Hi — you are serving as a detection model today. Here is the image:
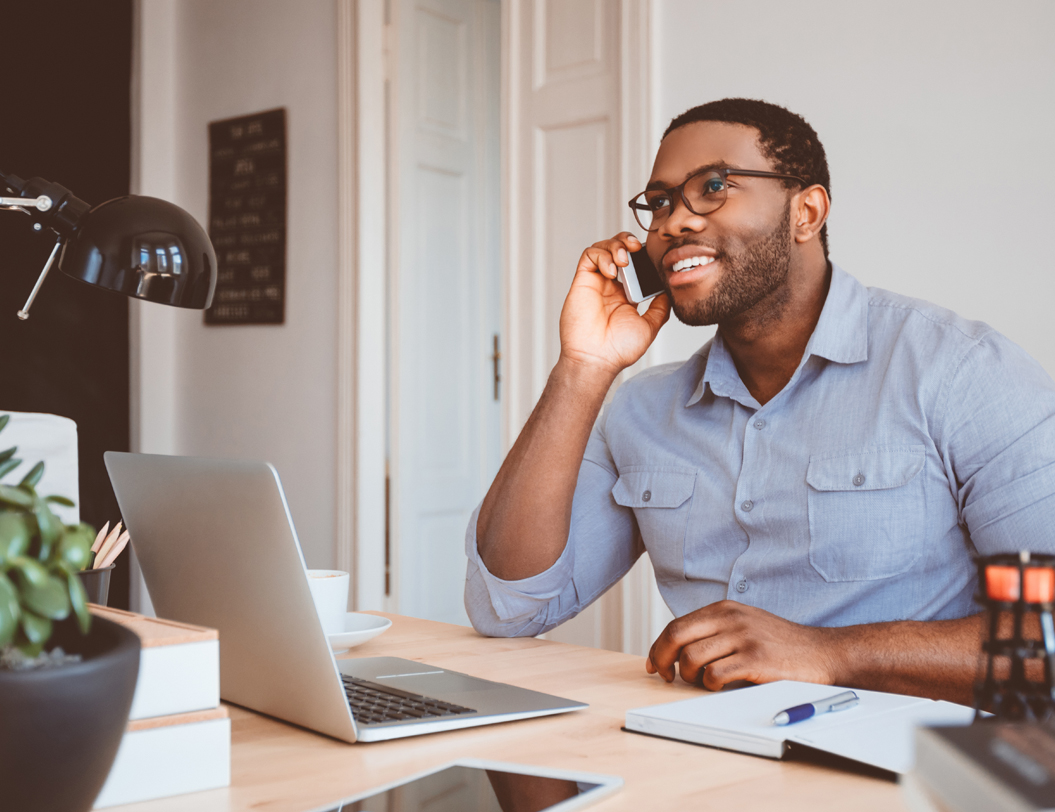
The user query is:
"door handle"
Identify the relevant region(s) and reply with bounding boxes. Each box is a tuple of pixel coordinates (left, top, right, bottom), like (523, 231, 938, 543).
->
(492, 334, 501, 401)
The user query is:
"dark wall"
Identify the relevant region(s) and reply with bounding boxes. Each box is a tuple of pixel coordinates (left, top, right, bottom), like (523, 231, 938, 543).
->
(0, 1, 134, 608)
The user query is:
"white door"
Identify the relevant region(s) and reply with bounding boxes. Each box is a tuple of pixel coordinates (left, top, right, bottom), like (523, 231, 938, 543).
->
(503, 0, 670, 653)
(392, 0, 502, 625)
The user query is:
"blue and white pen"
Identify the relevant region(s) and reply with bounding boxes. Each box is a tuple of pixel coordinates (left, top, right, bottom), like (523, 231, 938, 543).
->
(772, 690, 859, 726)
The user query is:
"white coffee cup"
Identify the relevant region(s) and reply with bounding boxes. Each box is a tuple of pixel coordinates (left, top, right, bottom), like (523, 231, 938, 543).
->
(306, 569, 350, 636)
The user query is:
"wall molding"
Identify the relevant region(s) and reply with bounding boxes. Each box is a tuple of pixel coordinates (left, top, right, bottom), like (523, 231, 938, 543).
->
(335, 0, 356, 583)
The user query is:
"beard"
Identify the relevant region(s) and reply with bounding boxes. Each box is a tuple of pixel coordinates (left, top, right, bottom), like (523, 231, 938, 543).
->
(665, 200, 793, 328)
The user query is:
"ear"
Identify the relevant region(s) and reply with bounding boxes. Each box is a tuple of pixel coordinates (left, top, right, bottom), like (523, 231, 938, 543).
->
(791, 185, 830, 245)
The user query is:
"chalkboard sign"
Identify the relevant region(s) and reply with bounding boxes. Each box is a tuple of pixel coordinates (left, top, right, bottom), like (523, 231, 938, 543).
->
(205, 108, 287, 325)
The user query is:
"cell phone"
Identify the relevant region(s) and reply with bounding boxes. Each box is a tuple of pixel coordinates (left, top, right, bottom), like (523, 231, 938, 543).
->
(616, 247, 665, 304)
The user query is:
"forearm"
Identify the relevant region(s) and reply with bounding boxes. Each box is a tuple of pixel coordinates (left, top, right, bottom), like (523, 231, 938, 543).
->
(476, 357, 616, 580)
(826, 615, 986, 705)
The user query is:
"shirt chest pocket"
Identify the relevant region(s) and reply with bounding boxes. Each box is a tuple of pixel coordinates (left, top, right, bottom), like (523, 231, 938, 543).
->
(806, 446, 927, 582)
(612, 468, 696, 583)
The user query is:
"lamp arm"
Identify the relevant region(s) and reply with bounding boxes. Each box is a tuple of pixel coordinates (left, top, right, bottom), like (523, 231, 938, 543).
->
(0, 175, 91, 236)
(1, 195, 53, 212)
(1, 172, 93, 319)
(16, 237, 63, 321)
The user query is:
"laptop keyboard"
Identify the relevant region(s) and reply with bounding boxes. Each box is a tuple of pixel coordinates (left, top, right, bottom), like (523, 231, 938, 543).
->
(341, 675, 477, 726)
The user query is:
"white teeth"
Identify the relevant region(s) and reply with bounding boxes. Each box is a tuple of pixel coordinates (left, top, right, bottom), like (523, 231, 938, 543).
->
(671, 255, 716, 273)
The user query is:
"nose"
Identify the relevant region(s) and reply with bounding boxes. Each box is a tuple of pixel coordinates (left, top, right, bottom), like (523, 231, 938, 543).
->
(657, 196, 707, 240)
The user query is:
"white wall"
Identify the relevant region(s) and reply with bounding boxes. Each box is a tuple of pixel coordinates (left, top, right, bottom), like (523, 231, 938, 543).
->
(135, 0, 341, 569)
(649, 0, 1055, 374)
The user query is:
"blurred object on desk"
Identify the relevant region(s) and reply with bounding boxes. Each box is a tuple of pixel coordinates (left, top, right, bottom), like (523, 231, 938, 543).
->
(78, 564, 114, 605)
(908, 721, 1055, 812)
(974, 551, 1055, 722)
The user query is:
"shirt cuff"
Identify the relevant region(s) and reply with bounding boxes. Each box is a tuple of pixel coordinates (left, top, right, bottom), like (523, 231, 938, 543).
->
(464, 503, 576, 622)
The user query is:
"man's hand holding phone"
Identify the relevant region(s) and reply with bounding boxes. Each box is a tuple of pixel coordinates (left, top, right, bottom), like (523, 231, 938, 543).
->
(476, 232, 669, 581)
(559, 232, 671, 380)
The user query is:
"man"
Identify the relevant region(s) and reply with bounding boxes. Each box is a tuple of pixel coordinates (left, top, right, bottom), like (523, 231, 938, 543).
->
(464, 98, 1055, 704)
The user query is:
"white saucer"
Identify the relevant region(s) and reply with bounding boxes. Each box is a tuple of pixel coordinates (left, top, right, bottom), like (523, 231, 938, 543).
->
(328, 612, 392, 653)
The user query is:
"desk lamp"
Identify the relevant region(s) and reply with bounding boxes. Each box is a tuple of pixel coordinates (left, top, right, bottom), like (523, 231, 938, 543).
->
(1, 169, 216, 317)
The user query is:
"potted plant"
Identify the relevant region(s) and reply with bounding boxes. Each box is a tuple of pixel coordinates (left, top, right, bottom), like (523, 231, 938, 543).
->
(0, 414, 141, 812)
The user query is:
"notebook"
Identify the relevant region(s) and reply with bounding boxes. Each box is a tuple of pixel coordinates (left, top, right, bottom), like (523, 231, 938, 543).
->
(625, 680, 976, 774)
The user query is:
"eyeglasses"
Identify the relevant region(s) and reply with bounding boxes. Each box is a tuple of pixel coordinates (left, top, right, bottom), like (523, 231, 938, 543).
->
(628, 167, 807, 232)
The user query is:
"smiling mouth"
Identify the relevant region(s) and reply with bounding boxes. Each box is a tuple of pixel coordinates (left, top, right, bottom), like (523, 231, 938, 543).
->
(670, 255, 716, 273)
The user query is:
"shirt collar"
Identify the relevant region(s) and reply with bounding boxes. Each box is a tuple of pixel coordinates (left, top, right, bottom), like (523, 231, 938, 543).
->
(806, 263, 869, 365)
(686, 264, 869, 408)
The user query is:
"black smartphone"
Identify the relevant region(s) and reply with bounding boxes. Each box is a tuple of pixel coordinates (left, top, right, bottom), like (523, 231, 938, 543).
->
(616, 247, 665, 304)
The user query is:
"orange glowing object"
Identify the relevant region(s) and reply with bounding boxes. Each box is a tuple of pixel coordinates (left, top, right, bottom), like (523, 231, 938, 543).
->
(1025, 568, 1055, 603)
(986, 566, 1020, 601)
(985, 565, 1055, 603)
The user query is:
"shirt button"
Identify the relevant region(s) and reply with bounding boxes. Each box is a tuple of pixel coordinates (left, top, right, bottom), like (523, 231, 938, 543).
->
(753, 419, 766, 430)
(852, 474, 865, 487)
(740, 500, 753, 512)
(736, 579, 748, 593)
(642, 490, 651, 502)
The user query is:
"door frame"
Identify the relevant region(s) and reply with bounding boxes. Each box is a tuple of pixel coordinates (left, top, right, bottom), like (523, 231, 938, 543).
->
(340, 0, 507, 614)
(337, 0, 388, 610)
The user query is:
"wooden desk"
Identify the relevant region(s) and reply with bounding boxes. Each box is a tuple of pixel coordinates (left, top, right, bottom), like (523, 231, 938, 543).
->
(116, 613, 908, 811)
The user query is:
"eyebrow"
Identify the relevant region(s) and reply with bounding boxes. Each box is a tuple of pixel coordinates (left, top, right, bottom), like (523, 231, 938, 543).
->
(645, 161, 735, 192)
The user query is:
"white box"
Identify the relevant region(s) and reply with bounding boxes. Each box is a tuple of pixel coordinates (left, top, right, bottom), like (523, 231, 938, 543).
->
(91, 606, 220, 719)
(93, 708, 231, 808)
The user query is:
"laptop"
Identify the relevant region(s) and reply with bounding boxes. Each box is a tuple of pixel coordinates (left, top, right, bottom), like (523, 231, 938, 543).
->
(103, 452, 586, 743)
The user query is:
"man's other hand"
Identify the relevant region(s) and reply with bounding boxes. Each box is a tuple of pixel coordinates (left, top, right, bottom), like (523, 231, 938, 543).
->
(559, 232, 670, 377)
(646, 601, 841, 691)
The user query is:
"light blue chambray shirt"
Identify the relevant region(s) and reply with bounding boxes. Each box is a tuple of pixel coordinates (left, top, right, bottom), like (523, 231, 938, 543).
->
(464, 266, 1055, 637)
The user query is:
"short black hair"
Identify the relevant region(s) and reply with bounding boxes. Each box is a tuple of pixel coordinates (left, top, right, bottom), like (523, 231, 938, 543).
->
(664, 98, 831, 258)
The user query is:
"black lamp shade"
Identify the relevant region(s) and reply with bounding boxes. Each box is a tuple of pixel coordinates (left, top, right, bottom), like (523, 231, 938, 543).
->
(59, 195, 216, 309)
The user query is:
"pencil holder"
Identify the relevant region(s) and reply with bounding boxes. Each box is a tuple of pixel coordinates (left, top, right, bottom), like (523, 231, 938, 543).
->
(974, 551, 1055, 721)
(77, 564, 114, 606)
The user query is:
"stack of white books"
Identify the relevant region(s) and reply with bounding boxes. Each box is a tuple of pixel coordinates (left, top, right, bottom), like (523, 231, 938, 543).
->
(91, 606, 230, 809)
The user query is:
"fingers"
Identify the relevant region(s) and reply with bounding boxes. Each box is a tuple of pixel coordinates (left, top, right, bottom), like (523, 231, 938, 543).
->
(648, 608, 723, 682)
(645, 641, 678, 678)
(576, 233, 644, 281)
(677, 635, 738, 685)
(641, 291, 672, 337)
(646, 642, 751, 691)
(606, 232, 642, 259)
(699, 657, 756, 692)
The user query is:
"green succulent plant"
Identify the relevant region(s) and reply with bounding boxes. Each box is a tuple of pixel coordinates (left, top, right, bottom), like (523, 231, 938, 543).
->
(0, 414, 95, 656)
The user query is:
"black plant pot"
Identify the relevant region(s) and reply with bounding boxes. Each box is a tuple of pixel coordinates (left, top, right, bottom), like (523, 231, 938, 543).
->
(0, 615, 141, 812)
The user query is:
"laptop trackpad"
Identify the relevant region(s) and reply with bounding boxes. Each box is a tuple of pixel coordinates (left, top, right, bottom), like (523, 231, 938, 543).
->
(373, 670, 501, 698)
(339, 657, 503, 698)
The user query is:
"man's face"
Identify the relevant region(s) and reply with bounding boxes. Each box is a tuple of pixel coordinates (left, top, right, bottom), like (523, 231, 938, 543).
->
(645, 122, 796, 327)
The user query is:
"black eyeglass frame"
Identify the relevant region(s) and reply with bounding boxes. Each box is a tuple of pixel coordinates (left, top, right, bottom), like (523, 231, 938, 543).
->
(628, 167, 808, 232)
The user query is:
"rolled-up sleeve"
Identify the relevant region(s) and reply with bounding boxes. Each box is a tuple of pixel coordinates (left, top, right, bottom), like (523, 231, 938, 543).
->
(941, 331, 1055, 554)
(464, 418, 644, 637)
